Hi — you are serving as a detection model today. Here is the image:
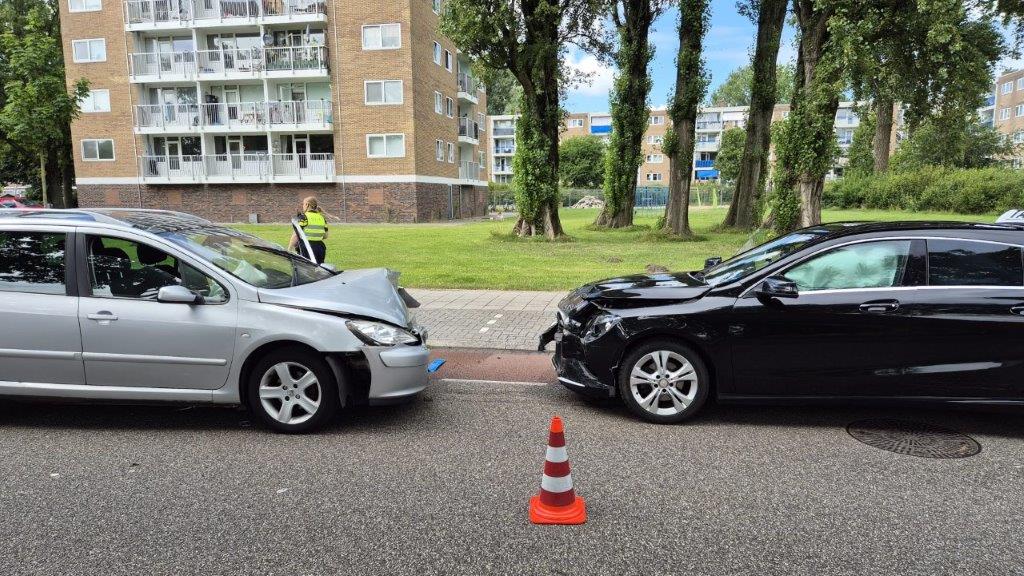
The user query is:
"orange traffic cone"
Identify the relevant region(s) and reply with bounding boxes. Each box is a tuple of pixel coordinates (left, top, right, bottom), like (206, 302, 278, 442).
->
(529, 416, 587, 525)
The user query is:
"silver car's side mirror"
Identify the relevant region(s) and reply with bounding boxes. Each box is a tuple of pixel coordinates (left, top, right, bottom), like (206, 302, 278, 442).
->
(157, 285, 203, 304)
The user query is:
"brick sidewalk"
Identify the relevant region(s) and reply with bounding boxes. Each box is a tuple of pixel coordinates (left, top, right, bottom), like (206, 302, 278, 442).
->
(408, 289, 564, 350)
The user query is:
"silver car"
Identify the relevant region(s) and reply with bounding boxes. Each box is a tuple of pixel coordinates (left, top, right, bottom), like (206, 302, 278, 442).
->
(0, 208, 431, 433)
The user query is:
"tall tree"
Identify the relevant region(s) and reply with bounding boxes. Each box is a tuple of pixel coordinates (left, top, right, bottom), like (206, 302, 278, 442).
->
(715, 126, 745, 184)
(845, 108, 876, 178)
(707, 63, 794, 107)
(442, 0, 606, 239)
(771, 0, 843, 231)
(596, 0, 661, 228)
(482, 68, 523, 115)
(662, 0, 710, 236)
(722, 0, 788, 230)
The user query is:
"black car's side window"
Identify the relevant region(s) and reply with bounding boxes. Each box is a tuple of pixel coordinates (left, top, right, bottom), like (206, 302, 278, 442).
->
(783, 240, 913, 292)
(927, 239, 1024, 287)
(0, 231, 66, 295)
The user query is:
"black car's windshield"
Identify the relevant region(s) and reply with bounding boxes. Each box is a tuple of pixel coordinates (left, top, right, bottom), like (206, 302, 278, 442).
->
(161, 227, 333, 289)
(703, 229, 832, 286)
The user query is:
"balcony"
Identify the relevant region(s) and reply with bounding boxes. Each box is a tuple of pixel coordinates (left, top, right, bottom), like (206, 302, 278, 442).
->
(458, 117, 480, 145)
(492, 126, 515, 136)
(492, 162, 512, 174)
(457, 73, 479, 104)
(134, 100, 331, 133)
(459, 161, 481, 181)
(696, 121, 722, 131)
(124, 0, 326, 30)
(131, 46, 327, 82)
(695, 140, 719, 152)
(493, 145, 515, 155)
(695, 159, 714, 168)
(139, 153, 334, 183)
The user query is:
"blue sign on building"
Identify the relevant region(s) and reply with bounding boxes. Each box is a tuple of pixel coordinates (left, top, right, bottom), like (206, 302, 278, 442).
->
(590, 125, 612, 134)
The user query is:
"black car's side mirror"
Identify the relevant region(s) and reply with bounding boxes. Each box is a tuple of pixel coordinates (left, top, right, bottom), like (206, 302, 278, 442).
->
(703, 256, 723, 269)
(756, 276, 799, 299)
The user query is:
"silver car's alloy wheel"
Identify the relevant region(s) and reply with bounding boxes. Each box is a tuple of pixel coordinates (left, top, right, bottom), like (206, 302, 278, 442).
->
(628, 350, 699, 417)
(258, 362, 322, 426)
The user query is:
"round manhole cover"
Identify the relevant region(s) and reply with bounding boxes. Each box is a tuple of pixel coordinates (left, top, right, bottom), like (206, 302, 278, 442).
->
(846, 419, 981, 459)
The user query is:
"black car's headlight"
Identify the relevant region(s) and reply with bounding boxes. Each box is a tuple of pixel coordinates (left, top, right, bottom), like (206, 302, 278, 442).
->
(346, 320, 419, 346)
(585, 313, 620, 340)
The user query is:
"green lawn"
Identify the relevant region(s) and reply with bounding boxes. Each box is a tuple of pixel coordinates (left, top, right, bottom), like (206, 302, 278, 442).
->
(233, 208, 997, 291)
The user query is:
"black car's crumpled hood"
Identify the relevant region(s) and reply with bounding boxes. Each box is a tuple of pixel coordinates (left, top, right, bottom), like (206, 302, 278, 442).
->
(575, 271, 711, 303)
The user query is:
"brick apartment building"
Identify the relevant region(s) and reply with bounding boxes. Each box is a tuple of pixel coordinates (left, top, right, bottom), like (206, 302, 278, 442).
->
(59, 0, 489, 222)
(489, 102, 889, 188)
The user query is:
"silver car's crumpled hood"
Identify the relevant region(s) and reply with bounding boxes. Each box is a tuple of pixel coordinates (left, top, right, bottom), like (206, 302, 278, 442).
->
(257, 267, 410, 327)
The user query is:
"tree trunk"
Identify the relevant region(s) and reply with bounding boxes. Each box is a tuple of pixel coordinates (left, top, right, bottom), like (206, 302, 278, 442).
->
(39, 153, 48, 208)
(724, 0, 787, 230)
(798, 176, 823, 226)
(872, 97, 894, 173)
(663, 0, 709, 236)
(597, 0, 655, 228)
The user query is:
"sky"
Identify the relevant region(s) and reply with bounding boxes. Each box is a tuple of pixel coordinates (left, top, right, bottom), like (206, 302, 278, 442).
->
(562, 0, 1020, 114)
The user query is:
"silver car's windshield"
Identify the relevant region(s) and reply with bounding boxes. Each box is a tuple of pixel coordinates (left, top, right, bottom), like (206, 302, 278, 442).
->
(703, 230, 829, 286)
(161, 227, 332, 289)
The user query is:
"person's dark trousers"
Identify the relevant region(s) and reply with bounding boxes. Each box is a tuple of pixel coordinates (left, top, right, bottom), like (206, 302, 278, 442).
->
(309, 241, 327, 264)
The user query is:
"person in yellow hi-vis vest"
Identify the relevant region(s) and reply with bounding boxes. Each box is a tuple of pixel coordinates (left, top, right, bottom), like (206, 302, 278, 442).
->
(289, 196, 328, 263)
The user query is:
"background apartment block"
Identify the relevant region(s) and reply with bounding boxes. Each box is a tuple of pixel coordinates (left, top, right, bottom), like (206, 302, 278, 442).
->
(60, 0, 488, 222)
(993, 69, 1024, 158)
(488, 102, 870, 189)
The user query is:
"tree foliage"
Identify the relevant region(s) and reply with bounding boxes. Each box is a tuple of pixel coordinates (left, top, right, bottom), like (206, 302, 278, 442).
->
(597, 0, 662, 228)
(441, 0, 607, 238)
(890, 116, 1013, 171)
(845, 108, 876, 178)
(707, 64, 794, 107)
(481, 67, 522, 115)
(559, 136, 607, 188)
(715, 127, 745, 183)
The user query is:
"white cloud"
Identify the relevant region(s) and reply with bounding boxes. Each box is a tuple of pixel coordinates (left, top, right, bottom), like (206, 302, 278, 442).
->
(563, 51, 616, 97)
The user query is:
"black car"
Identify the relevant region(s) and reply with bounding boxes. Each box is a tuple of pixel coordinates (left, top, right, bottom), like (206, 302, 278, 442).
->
(540, 221, 1024, 423)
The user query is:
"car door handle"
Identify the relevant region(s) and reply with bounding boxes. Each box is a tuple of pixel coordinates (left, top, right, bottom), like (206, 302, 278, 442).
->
(87, 312, 118, 322)
(1011, 304, 1024, 316)
(859, 300, 900, 314)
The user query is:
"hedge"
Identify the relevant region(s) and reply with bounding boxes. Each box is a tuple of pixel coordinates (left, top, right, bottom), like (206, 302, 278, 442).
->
(823, 167, 1024, 214)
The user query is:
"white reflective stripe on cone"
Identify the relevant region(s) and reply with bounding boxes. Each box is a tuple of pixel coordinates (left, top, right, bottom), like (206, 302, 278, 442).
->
(545, 446, 568, 463)
(541, 473, 573, 493)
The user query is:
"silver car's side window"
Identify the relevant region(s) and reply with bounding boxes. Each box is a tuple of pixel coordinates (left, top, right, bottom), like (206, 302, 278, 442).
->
(783, 240, 913, 292)
(86, 235, 227, 303)
(0, 231, 66, 295)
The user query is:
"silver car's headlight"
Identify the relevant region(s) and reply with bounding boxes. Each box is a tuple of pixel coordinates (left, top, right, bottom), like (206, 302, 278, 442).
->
(346, 320, 419, 346)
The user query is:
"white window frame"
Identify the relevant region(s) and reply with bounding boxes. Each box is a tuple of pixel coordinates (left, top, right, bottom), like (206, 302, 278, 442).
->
(366, 133, 405, 158)
(568, 118, 584, 128)
(433, 42, 442, 65)
(447, 142, 455, 163)
(361, 24, 401, 50)
(1016, 104, 1024, 118)
(645, 154, 664, 164)
(363, 80, 404, 105)
(1000, 107, 1011, 121)
(1017, 78, 1024, 91)
(69, 0, 102, 12)
(434, 91, 443, 114)
(81, 139, 115, 161)
(1003, 81, 1014, 95)
(71, 38, 106, 63)
(432, 0, 441, 14)
(444, 50, 452, 72)
(436, 139, 444, 161)
(649, 115, 664, 125)
(445, 97, 454, 118)
(645, 173, 662, 182)
(80, 89, 110, 113)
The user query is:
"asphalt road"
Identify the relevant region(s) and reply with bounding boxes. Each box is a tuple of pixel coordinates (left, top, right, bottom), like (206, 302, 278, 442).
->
(2, 353, 1024, 576)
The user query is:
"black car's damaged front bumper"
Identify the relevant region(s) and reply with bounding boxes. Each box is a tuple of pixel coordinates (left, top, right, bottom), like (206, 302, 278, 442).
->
(539, 320, 618, 398)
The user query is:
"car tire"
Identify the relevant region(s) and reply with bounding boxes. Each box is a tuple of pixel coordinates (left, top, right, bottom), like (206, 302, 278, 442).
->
(617, 339, 710, 424)
(246, 347, 339, 433)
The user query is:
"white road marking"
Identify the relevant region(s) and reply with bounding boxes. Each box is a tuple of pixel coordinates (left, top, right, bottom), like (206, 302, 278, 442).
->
(494, 314, 503, 318)
(486, 320, 497, 325)
(479, 327, 489, 333)
(440, 378, 550, 387)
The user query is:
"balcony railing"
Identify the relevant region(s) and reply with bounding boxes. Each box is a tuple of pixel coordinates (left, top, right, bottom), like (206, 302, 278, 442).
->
(128, 51, 197, 78)
(196, 47, 265, 75)
(125, 0, 326, 25)
(458, 117, 480, 140)
(139, 153, 334, 182)
(492, 126, 515, 136)
(135, 100, 331, 130)
(695, 141, 718, 152)
(264, 45, 328, 73)
(696, 121, 722, 130)
(459, 161, 481, 180)
(494, 146, 515, 155)
(695, 159, 714, 168)
(131, 47, 327, 79)
(457, 73, 479, 94)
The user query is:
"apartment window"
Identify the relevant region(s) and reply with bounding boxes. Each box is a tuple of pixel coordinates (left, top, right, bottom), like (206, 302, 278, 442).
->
(361, 24, 401, 50)
(649, 115, 664, 125)
(1014, 131, 1024, 144)
(366, 134, 405, 158)
(645, 154, 664, 164)
(447, 142, 455, 163)
(1016, 104, 1024, 118)
(444, 50, 452, 72)
(434, 91, 443, 114)
(81, 139, 114, 161)
(80, 89, 110, 113)
(364, 80, 403, 105)
(69, 0, 101, 12)
(568, 118, 584, 128)
(445, 97, 454, 118)
(432, 0, 441, 14)
(1000, 107, 1011, 121)
(433, 42, 442, 65)
(1018, 78, 1024, 91)
(647, 135, 663, 144)
(71, 39, 106, 63)
(645, 173, 663, 182)
(1003, 81, 1014, 95)
(436, 139, 444, 161)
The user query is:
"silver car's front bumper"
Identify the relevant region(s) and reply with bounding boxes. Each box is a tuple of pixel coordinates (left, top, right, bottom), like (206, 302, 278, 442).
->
(363, 344, 430, 405)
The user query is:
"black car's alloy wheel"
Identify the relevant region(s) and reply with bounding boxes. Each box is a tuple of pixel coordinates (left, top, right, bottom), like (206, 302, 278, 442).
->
(617, 339, 709, 424)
